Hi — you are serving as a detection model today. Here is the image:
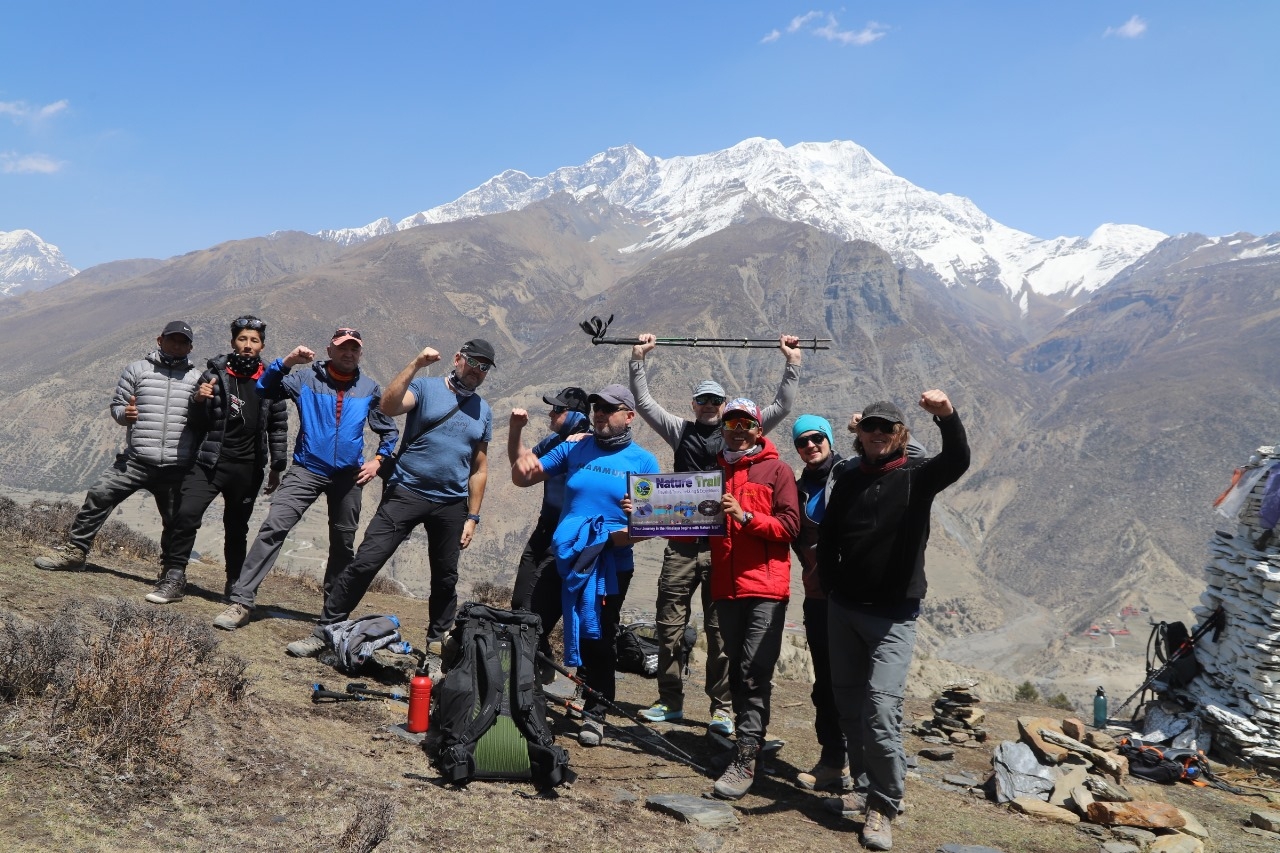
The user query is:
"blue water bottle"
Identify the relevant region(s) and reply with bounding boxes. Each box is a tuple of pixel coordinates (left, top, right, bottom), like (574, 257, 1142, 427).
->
(1093, 686, 1107, 728)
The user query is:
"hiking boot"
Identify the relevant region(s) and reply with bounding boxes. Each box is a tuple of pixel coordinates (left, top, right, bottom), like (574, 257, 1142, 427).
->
(713, 739, 759, 800)
(708, 708, 735, 736)
(579, 719, 604, 747)
(286, 635, 327, 658)
(213, 603, 253, 631)
(145, 573, 186, 604)
(426, 639, 444, 656)
(641, 702, 683, 722)
(797, 761, 853, 791)
(822, 790, 868, 817)
(861, 803, 894, 851)
(34, 544, 87, 571)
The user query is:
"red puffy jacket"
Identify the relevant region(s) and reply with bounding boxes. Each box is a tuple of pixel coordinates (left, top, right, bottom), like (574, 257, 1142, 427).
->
(709, 436, 801, 602)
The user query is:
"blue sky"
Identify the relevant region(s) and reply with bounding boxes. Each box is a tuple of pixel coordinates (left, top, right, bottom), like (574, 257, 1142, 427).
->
(2, 2, 1276, 269)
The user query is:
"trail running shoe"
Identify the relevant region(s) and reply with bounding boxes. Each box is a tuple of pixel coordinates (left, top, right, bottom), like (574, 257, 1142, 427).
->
(641, 702, 684, 722)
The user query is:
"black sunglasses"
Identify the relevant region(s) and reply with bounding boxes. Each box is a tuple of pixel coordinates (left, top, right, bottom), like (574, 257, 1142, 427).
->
(592, 403, 627, 415)
(550, 405, 567, 415)
(462, 354, 493, 373)
(694, 394, 726, 406)
(794, 433, 826, 449)
(858, 418, 898, 434)
(232, 317, 266, 333)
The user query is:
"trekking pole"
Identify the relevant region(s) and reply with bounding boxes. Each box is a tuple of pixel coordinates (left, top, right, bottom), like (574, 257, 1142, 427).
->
(346, 682, 409, 702)
(1113, 607, 1226, 720)
(536, 652, 709, 775)
(578, 315, 830, 351)
(541, 692, 702, 774)
(312, 683, 370, 703)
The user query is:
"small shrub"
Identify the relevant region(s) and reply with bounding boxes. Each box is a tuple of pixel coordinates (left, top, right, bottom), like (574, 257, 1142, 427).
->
(469, 580, 513, 609)
(1014, 681, 1040, 702)
(1046, 692, 1075, 711)
(4, 600, 248, 783)
(332, 796, 395, 853)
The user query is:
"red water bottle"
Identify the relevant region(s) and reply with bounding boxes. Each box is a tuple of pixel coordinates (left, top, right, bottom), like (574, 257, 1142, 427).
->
(407, 673, 432, 733)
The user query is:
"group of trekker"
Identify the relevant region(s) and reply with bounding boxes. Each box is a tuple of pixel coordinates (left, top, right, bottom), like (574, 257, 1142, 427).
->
(35, 315, 970, 852)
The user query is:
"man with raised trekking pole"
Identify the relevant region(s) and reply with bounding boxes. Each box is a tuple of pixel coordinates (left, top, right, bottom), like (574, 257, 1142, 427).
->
(629, 331, 803, 737)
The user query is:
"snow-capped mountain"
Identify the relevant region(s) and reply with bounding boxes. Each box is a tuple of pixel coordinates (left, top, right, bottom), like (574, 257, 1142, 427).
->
(319, 138, 1166, 298)
(0, 229, 78, 296)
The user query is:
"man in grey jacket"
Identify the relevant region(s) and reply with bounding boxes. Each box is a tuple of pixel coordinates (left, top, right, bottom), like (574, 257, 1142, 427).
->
(35, 320, 202, 571)
(629, 332, 802, 735)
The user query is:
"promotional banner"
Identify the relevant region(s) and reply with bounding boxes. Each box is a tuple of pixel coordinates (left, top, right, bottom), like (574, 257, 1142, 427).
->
(628, 471, 726, 537)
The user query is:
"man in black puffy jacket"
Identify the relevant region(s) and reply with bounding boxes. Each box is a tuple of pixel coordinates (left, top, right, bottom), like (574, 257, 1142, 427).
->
(147, 315, 289, 604)
(35, 320, 202, 572)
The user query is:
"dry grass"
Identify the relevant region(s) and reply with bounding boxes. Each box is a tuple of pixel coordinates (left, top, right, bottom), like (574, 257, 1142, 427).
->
(1, 599, 247, 794)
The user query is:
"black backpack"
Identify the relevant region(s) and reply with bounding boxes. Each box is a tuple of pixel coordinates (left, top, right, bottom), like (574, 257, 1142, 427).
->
(616, 622, 697, 678)
(1117, 737, 1211, 785)
(432, 603, 574, 788)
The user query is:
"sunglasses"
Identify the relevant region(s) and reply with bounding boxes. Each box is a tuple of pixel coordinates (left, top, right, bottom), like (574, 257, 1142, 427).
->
(592, 403, 627, 415)
(858, 418, 898, 434)
(550, 406, 568, 415)
(694, 394, 726, 406)
(462, 354, 493, 372)
(794, 433, 826, 449)
(721, 416, 760, 432)
(231, 317, 266, 332)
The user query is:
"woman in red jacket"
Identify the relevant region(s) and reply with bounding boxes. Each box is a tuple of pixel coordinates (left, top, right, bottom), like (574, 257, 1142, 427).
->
(709, 398, 800, 800)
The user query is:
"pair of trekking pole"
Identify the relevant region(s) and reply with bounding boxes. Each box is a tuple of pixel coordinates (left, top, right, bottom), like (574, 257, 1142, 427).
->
(310, 682, 408, 704)
(536, 652, 709, 776)
(578, 314, 831, 351)
(1112, 606, 1226, 720)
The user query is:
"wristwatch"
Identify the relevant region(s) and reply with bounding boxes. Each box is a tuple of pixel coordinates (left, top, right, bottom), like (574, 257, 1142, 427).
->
(467, 513, 481, 525)
(740, 512, 754, 526)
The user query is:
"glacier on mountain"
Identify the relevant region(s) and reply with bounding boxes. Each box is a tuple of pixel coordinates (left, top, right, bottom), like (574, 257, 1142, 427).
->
(319, 138, 1166, 297)
(0, 229, 79, 296)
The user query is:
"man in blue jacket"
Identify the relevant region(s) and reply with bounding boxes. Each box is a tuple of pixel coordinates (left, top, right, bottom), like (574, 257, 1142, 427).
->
(213, 327, 398, 631)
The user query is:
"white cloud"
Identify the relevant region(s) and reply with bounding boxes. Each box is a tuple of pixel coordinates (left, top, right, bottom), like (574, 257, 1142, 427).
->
(788, 12, 823, 33)
(814, 17, 887, 46)
(763, 11, 886, 47)
(1104, 15, 1147, 38)
(0, 98, 70, 124)
(1, 152, 64, 174)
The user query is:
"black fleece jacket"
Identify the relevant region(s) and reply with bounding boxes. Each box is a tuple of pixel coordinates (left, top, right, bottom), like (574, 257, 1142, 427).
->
(817, 412, 969, 605)
(190, 355, 289, 472)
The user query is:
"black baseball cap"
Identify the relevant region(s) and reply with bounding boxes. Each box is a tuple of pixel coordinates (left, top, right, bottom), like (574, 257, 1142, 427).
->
(543, 386, 589, 414)
(460, 338, 497, 367)
(860, 401, 905, 425)
(161, 320, 193, 341)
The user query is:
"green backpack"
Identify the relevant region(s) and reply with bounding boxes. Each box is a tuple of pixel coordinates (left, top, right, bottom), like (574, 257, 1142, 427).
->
(432, 603, 574, 788)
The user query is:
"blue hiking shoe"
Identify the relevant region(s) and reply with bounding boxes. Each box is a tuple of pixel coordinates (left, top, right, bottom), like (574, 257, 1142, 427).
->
(641, 702, 683, 722)
(709, 709, 735, 736)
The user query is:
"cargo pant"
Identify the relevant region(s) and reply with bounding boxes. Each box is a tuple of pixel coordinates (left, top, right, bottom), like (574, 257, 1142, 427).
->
(68, 454, 188, 558)
(828, 594, 917, 816)
(229, 466, 363, 607)
(653, 538, 731, 714)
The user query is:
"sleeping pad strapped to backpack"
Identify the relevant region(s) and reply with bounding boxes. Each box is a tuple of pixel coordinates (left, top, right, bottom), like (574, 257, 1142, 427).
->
(432, 603, 574, 787)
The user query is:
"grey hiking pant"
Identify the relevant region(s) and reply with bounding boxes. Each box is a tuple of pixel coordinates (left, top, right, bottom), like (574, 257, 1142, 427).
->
(716, 597, 787, 746)
(654, 539, 731, 714)
(68, 455, 189, 558)
(828, 594, 918, 816)
(229, 466, 363, 607)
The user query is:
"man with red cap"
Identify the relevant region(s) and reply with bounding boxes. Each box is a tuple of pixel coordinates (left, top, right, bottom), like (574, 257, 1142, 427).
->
(707, 398, 800, 800)
(213, 326, 398, 630)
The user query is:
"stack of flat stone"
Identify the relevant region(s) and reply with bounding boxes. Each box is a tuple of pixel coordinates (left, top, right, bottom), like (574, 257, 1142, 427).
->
(1188, 444, 1280, 768)
(912, 680, 988, 745)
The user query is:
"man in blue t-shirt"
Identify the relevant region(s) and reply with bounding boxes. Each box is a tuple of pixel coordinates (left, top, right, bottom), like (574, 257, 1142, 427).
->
(512, 383, 659, 748)
(287, 339, 495, 659)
